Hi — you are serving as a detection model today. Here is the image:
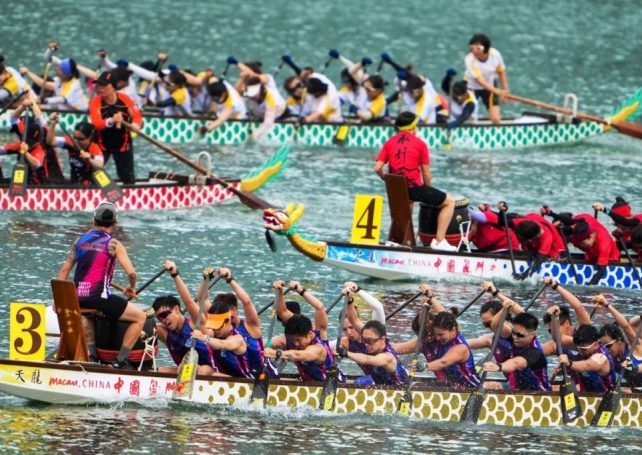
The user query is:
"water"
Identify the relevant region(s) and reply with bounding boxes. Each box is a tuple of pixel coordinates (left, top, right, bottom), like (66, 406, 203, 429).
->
(1, 0, 642, 453)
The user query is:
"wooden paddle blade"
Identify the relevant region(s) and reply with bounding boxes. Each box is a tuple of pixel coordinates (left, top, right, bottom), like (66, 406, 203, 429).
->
(9, 161, 28, 197)
(459, 389, 485, 423)
(249, 369, 270, 406)
(92, 169, 124, 203)
(591, 388, 621, 427)
(613, 121, 642, 140)
(319, 368, 340, 411)
(397, 389, 413, 416)
(560, 380, 582, 424)
(173, 348, 198, 399)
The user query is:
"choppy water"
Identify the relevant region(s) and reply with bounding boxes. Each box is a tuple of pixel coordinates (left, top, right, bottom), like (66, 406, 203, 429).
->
(1, 0, 642, 453)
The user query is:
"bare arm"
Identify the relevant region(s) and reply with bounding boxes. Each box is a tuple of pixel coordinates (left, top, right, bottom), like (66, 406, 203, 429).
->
(112, 238, 137, 291)
(420, 163, 431, 186)
(392, 338, 417, 355)
(197, 332, 246, 355)
(553, 280, 591, 326)
(374, 160, 386, 180)
(273, 280, 291, 324)
(219, 267, 261, 339)
(290, 281, 328, 338)
(596, 295, 637, 342)
(206, 104, 233, 131)
(427, 344, 469, 371)
(347, 351, 396, 372)
(57, 240, 78, 280)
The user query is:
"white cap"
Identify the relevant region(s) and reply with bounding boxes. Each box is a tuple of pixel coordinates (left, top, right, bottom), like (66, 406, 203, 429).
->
(244, 83, 262, 97)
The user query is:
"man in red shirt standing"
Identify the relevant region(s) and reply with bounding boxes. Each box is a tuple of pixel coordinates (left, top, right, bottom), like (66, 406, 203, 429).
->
(374, 112, 457, 251)
(89, 70, 142, 184)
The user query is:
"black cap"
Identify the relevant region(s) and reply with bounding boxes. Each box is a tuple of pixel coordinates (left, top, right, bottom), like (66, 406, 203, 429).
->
(95, 71, 117, 88)
(93, 202, 119, 223)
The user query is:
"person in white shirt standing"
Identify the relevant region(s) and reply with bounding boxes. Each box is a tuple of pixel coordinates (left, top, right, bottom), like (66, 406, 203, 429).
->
(464, 33, 510, 124)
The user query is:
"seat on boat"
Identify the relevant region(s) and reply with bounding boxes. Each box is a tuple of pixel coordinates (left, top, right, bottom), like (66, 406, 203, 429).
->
(50, 279, 95, 362)
(384, 174, 416, 246)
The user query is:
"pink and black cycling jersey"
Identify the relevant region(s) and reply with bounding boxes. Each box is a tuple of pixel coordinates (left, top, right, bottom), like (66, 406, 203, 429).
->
(167, 319, 214, 368)
(423, 333, 480, 389)
(73, 230, 116, 302)
(212, 327, 253, 378)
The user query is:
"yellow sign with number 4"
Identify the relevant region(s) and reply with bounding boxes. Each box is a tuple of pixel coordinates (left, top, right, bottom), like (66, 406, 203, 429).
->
(10, 302, 46, 361)
(351, 195, 383, 245)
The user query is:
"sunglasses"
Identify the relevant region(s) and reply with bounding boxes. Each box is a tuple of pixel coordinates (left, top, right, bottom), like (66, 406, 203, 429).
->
(511, 329, 533, 339)
(577, 341, 598, 351)
(362, 336, 383, 345)
(155, 310, 172, 321)
(602, 339, 617, 349)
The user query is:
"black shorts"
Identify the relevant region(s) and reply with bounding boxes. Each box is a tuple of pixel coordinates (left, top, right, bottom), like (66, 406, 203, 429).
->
(408, 185, 447, 207)
(474, 89, 501, 110)
(80, 294, 128, 320)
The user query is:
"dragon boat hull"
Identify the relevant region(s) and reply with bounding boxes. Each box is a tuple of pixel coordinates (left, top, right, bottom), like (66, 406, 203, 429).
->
(0, 359, 640, 428)
(323, 241, 642, 290)
(0, 105, 634, 150)
(0, 144, 289, 211)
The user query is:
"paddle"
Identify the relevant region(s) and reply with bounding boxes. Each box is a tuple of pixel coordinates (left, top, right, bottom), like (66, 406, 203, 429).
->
(504, 92, 642, 140)
(111, 267, 168, 300)
(558, 226, 582, 285)
(9, 113, 30, 197)
(460, 307, 509, 423)
(552, 312, 582, 424)
(174, 274, 213, 399)
(122, 121, 273, 210)
(498, 204, 518, 278)
(319, 294, 349, 411)
(249, 288, 280, 405)
(591, 314, 642, 426)
(57, 122, 123, 203)
(522, 283, 548, 313)
(385, 291, 423, 321)
(398, 302, 429, 415)
(0, 93, 24, 118)
(256, 289, 291, 316)
(325, 292, 344, 313)
(615, 232, 642, 289)
(38, 45, 56, 104)
(456, 289, 486, 319)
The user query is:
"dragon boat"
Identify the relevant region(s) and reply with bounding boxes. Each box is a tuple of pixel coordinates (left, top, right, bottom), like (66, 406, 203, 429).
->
(0, 89, 639, 149)
(0, 359, 640, 428)
(0, 145, 289, 211)
(262, 197, 642, 291)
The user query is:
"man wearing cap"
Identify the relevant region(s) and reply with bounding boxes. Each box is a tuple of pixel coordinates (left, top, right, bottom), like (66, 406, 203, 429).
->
(374, 111, 458, 252)
(192, 300, 252, 378)
(57, 202, 147, 368)
(89, 70, 142, 184)
(243, 76, 287, 141)
(21, 44, 88, 111)
(151, 260, 216, 375)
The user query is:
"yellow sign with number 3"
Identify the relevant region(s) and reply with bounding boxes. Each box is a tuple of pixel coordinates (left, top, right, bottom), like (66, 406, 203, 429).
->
(10, 302, 46, 361)
(351, 195, 383, 245)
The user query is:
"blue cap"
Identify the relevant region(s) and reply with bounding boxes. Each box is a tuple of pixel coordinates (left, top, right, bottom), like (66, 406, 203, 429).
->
(59, 58, 73, 77)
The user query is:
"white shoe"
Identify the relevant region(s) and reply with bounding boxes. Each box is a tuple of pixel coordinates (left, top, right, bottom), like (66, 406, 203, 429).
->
(430, 238, 459, 252)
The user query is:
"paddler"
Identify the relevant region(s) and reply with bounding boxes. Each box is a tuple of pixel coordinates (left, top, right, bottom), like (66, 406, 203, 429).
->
(57, 202, 147, 369)
(151, 260, 216, 375)
(374, 111, 458, 252)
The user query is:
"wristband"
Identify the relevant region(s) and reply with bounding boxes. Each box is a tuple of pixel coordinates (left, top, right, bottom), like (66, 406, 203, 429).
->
(170, 271, 179, 278)
(226, 276, 234, 284)
(275, 349, 283, 359)
(551, 283, 558, 290)
(491, 289, 500, 297)
(299, 288, 306, 296)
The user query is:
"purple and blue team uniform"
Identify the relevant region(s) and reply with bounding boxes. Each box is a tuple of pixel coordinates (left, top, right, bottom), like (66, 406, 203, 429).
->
(286, 332, 345, 382)
(74, 230, 116, 301)
(571, 344, 616, 392)
(166, 320, 214, 368)
(423, 333, 480, 389)
(361, 343, 409, 386)
(508, 337, 551, 391)
(212, 327, 253, 378)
